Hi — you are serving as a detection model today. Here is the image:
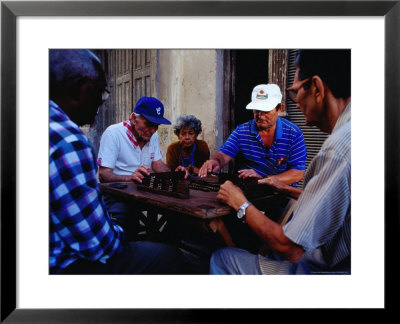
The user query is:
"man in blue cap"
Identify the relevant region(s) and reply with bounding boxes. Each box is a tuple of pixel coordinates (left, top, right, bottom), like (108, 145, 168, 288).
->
(98, 97, 188, 240)
(98, 97, 174, 183)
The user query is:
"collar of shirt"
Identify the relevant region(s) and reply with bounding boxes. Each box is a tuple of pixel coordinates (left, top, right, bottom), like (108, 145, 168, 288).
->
(123, 120, 150, 148)
(332, 103, 351, 134)
(123, 120, 139, 147)
(250, 117, 283, 140)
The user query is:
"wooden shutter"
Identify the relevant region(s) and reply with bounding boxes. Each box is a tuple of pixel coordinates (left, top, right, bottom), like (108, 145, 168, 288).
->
(133, 50, 153, 105)
(104, 49, 155, 125)
(100, 50, 115, 128)
(88, 49, 156, 155)
(285, 50, 329, 177)
(115, 50, 133, 123)
(269, 49, 288, 110)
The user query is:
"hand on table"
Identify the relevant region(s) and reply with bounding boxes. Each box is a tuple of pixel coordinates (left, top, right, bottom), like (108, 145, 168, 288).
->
(175, 165, 190, 179)
(129, 165, 151, 183)
(198, 159, 221, 178)
(238, 169, 262, 179)
(217, 180, 248, 211)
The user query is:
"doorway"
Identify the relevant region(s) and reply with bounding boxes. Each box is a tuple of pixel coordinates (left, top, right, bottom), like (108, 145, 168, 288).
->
(221, 49, 270, 173)
(232, 50, 270, 127)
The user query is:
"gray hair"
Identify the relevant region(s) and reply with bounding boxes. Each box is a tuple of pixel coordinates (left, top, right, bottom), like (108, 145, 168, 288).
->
(49, 49, 105, 95)
(132, 112, 141, 118)
(173, 115, 202, 136)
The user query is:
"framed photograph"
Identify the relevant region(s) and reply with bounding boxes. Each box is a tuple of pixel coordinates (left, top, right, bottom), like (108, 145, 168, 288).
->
(2, 0, 398, 322)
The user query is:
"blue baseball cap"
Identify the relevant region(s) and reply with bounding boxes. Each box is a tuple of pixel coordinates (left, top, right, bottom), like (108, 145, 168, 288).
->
(133, 97, 171, 125)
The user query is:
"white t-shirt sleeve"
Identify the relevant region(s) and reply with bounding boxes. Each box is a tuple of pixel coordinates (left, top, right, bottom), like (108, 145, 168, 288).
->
(97, 127, 119, 169)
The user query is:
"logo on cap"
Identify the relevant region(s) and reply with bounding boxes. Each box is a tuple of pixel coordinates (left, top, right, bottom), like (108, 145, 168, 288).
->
(256, 89, 268, 100)
(156, 107, 161, 115)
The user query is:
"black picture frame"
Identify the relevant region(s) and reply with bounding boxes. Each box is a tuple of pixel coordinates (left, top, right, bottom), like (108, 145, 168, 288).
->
(1, 0, 398, 322)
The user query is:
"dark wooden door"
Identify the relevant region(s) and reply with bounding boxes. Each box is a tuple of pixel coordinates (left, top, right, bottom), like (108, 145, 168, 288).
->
(105, 49, 155, 125)
(133, 50, 153, 105)
(115, 50, 132, 123)
(87, 49, 156, 156)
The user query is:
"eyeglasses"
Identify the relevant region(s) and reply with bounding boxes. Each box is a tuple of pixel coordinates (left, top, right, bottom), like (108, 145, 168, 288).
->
(287, 78, 311, 103)
(102, 88, 111, 102)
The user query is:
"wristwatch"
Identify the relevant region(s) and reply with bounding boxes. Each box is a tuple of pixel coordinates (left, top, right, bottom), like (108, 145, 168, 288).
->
(237, 201, 252, 223)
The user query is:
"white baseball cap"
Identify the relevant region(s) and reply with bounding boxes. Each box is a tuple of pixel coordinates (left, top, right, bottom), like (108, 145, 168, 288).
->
(246, 84, 282, 112)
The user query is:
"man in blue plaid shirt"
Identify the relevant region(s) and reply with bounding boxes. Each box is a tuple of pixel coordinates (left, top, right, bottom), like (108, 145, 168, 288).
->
(49, 49, 183, 274)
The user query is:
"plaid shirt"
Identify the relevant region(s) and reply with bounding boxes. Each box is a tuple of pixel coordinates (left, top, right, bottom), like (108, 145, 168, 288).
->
(49, 100, 124, 274)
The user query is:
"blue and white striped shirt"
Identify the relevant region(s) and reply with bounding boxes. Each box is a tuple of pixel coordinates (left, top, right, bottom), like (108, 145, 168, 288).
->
(219, 117, 307, 186)
(49, 100, 124, 274)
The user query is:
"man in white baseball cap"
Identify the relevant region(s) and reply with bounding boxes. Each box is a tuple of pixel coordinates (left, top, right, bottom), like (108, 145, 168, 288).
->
(246, 84, 283, 112)
(198, 83, 307, 252)
(199, 83, 306, 186)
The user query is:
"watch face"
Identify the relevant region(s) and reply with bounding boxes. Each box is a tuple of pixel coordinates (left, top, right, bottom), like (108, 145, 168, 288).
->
(237, 208, 244, 219)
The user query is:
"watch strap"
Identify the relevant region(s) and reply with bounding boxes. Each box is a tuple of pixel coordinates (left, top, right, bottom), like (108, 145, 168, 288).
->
(239, 201, 252, 211)
(237, 201, 252, 223)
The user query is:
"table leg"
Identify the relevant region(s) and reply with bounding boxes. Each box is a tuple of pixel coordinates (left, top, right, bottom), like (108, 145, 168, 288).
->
(137, 209, 168, 241)
(208, 219, 235, 247)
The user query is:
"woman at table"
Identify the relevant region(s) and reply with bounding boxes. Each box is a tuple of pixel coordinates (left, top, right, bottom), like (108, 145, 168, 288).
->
(166, 115, 210, 174)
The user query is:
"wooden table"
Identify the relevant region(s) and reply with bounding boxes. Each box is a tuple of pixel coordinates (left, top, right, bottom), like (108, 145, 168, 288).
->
(99, 180, 284, 247)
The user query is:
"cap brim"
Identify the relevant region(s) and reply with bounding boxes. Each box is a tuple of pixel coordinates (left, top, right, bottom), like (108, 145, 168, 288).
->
(246, 99, 281, 112)
(141, 114, 171, 125)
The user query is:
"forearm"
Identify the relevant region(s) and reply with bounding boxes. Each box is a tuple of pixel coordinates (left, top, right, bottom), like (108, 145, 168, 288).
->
(151, 160, 171, 173)
(210, 152, 231, 170)
(258, 174, 303, 199)
(217, 181, 304, 262)
(245, 205, 304, 262)
(99, 167, 130, 182)
(268, 169, 304, 185)
(272, 181, 302, 199)
(199, 152, 231, 177)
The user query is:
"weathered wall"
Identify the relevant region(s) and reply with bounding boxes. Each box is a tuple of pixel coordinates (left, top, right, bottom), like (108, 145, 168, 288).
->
(83, 49, 223, 165)
(156, 49, 221, 162)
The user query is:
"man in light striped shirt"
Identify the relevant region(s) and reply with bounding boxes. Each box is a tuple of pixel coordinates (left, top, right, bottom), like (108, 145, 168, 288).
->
(209, 49, 351, 275)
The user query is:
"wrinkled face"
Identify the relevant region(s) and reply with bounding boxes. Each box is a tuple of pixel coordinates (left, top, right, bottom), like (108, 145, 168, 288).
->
(253, 107, 280, 131)
(290, 68, 321, 128)
(131, 114, 159, 141)
(178, 126, 197, 149)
